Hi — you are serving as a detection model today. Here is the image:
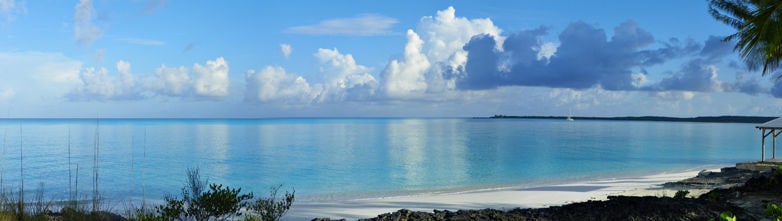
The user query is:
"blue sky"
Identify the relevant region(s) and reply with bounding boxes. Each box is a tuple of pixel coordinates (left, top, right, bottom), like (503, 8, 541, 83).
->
(0, 0, 780, 118)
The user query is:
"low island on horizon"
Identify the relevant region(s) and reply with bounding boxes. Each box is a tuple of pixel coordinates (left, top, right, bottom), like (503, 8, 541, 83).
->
(486, 115, 778, 124)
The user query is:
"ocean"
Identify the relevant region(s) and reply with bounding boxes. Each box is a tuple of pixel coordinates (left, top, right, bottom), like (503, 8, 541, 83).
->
(0, 118, 763, 204)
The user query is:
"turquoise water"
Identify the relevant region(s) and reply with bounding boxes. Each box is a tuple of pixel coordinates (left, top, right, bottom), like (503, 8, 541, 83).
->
(0, 118, 763, 202)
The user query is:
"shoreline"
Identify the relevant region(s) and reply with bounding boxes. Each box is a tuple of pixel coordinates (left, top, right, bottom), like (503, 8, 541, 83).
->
(288, 167, 724, 220)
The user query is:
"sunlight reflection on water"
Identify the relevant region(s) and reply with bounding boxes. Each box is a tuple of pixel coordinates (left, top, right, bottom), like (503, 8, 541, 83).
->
(0, 118, 760, 203)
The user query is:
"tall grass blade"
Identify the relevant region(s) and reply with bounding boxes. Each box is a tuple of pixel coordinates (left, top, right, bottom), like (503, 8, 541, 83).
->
(17, 124, 23, 219)
(1, 121, 6, 193)
(68, 128, 72, 201)
(142, 128, 147, 209)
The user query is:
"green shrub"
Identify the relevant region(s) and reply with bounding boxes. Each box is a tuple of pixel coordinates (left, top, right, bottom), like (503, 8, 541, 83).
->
(150, 167, 293, 221)
(247, 185, 295, 221)
(768, 203, 782, 221)
(674, 190, 689, 199)
(125, 207, 161, 221)
(719, 211, 736, 221)
(155, 168, 253, 221)
(708, 192, 719, 202)
(192, 184, 253, 220)
(156, 196, 184, 220)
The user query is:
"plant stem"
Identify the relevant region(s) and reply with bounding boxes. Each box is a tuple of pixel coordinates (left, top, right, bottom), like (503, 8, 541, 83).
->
(19, 125, 22, 204)
(142, 128, 146, 209)
(18, 124, 23, 217)
(68, 128, 72, 201)
(1, 123, 6, 193)
(93, 118, 99, 212)
(130, 133, 134, 208)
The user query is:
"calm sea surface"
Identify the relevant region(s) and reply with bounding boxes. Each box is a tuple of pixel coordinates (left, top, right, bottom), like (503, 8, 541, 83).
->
(0, 118, 764, 202)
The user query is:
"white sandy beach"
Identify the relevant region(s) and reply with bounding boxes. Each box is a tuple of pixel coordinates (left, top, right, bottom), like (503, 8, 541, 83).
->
(286, 169, 719, 220)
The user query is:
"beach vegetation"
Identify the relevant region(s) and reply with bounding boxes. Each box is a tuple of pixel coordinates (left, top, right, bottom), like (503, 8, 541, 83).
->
(0, 187, 49, 221)
(0, 122, 300, 220)
(707, 192, 720, 202)
(708, 0, 782, 77)
(245, 184, 295, 221)
(718, 211, 737, 221)
(0, 126, 297, 221)
(135, 167, 295, 221)
(153, 167, 253, 220)
(0, 167, 295, 221)
(721, 211, 737, 221)
(767, 203, 782, 221)
(674, 190, 690, 198)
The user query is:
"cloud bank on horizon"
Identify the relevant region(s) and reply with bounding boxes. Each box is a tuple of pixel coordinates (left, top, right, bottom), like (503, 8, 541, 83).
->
(1, 1, 781, 117)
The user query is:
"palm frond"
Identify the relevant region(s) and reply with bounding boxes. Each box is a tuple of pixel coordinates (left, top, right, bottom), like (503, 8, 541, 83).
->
(709, 0, 782, 76)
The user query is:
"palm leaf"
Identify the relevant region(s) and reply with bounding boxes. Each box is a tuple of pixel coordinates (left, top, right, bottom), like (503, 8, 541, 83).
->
(709, 0, 782, 77)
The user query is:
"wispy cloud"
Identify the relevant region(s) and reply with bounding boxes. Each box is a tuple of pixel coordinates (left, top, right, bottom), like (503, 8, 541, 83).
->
(286, 14, 398, 36)
(0, 0, 26, 23)
(118, 37, 165, 46)
(0, 88, 15, 102)
(0, 0, 14, 12)
(141, 0, 167, 14)
(73, 0, 102, 46)
(183, 41, 198, 53)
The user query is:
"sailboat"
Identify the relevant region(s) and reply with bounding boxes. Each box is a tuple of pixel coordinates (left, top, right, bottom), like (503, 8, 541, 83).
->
(566, 109, 574, 121)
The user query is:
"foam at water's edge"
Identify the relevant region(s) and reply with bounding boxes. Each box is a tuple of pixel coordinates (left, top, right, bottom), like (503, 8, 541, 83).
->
(296, 164, 728, 203)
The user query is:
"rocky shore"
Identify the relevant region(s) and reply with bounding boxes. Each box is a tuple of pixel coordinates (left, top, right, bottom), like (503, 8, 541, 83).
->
(314, 166, 782, 221)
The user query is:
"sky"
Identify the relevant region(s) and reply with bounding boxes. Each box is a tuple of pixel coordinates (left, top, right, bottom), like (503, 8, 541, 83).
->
(1, 0, 782, 118)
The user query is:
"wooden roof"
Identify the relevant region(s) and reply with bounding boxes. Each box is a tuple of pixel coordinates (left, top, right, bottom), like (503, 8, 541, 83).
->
(757, 117, 782, 129)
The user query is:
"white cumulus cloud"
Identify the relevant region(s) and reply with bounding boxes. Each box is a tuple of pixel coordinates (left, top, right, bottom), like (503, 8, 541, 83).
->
(68, 60, 140, 101)
(377, 6, 505, 99)
(418, 6, 503, 64)
(154, 64, 190, 96)
(66, 58, 230, 101)
(245, 66, 319, 103)
(315, 48, 378, 101)
(69, 67, 114, 100)
(117, 60, 131, 75)
(192, 57, 230, 98)
(115, 60, 137, 96)
(153, 57, 230, 98)
(382, 29, 430, 99)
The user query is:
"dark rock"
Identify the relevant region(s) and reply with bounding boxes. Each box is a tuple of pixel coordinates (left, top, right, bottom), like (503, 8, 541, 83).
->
(91, 211, 127, 221)
(698, 169, 712, 177)
(57, 207, 126, 221)
(663, 167, 759, 189)
(697, 172, 782, 220)
(355, 196, 750, 221)
(317, 166, 782, 221)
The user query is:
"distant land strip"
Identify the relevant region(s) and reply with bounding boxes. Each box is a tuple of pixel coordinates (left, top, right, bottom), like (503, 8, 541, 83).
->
(486, 115, 777, 123)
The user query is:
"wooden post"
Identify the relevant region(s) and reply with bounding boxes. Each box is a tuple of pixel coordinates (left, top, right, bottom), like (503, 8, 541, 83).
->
(775, 129, 779, 159)
(762, 128, 766, 162)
